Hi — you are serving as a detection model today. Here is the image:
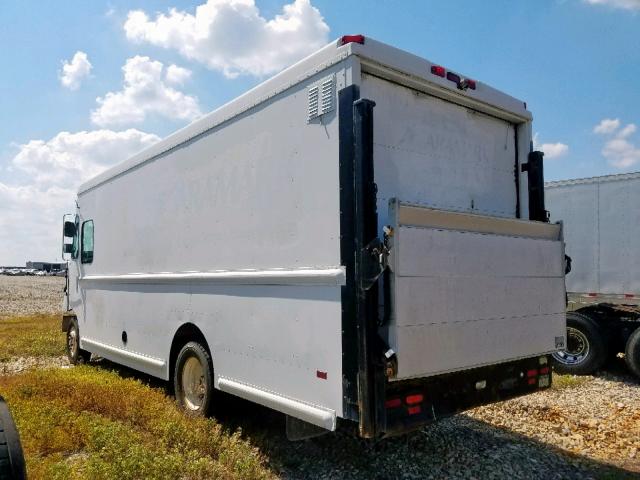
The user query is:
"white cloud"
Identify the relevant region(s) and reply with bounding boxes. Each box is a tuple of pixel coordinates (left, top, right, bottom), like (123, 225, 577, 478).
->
(60, 51, 92, 90)
(0, 129, 159, 265)
(165, 64, 192, 86)
(533, 133, 569, 159)
(583, 0, 640, 10)
(617, 123, 637, 138)
(593, 118, 640, 169)
(123, 0, 330, 78)
(602, 137, 640, 168)
(593, 118, 621, 134)
(91, 56, 201, 127)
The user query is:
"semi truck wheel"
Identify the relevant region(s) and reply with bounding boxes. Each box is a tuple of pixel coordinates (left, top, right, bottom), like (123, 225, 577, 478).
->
(552, 312, 607, 375)
(0, 396, 27, 480)
(624, 327, 640, 379)
(65, 318, 91, 365)
(174, 341, 213, 417)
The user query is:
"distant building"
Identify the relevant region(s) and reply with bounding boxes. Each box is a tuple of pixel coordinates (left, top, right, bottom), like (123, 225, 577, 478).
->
(25, 261, 67, 272)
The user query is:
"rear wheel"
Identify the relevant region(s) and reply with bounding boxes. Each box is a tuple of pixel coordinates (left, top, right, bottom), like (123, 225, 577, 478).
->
(65, 318, 91, 365)
(552, 311, 607, 375)
(624, 327, 640, 379)
(174, 341, 213, 416)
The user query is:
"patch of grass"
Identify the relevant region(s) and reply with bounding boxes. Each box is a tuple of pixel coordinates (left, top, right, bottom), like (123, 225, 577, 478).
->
(0, 314, 65, 360)
(0, 367, 275, 480)
(552, 373, 590, 390)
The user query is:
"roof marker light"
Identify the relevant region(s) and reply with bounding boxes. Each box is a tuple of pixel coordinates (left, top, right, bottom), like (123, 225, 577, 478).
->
(446, 71, 461, 84)
(431, 65, 445, 77)
(340, 35, 365, 45)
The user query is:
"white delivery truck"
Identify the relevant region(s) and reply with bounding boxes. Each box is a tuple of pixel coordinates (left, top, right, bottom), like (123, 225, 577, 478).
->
(547, 172, 640, 378)
(61, 35, 567, 439)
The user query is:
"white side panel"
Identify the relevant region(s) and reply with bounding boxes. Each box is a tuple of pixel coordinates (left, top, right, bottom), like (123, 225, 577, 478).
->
(547, 174, 640, 295)
(360, 74, 519, 235)
(71, 60, 353, 420)
(388, 203, 566, 380)
(597, 178, 640, 294)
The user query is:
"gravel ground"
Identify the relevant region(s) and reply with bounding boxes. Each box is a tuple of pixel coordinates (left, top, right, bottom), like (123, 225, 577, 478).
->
(1, 275, 639, 479)
(0, 355, 69, 376)
(0, 275, 65, 317)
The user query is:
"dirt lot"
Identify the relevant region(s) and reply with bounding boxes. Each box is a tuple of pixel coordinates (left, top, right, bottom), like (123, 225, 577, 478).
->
(1, 275, 639, 479)
(0, 275, 65, 317)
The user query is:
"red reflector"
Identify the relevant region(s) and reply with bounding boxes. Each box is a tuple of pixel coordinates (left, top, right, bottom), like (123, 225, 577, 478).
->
(385, 398, 401, 409)
(316, 370, 327, 380)
(527, 378, 537, 385)
(446, 71, 461, 84)
(539, 366, 550, 375)
(407, 405, 422, 415)
(526, 369, 538, 378)
(340, 35, 365, 45)
(431, 65, 445, 77)
(406, 394, 424, 405)
(466, 79, 477, 90)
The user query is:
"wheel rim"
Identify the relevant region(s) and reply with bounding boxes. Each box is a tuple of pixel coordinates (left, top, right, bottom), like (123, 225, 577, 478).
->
(67, 328, 78, 357)
(552, 326, 590, 365)
(181, 356, 206, 411)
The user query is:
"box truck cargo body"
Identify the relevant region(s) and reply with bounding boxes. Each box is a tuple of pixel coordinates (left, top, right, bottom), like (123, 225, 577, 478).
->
(546, 173, 640, 377)
(61, 35, 567, 438)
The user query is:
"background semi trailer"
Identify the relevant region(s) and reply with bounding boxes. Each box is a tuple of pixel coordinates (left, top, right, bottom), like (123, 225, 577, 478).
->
(60, 35, 567, 439)
(547, 172, 640, 378)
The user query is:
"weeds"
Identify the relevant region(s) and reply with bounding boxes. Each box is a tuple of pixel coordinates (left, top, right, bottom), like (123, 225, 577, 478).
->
(0, 367, 274, 480)
(552, 373, 590, 390)
(0, 314, 64, 360)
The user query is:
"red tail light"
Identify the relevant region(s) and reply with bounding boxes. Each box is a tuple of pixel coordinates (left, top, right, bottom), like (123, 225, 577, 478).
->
(528, 378, 537, 385)
(340, 35, 365, 45)
(466, 79, 477, 90)
(385, 398, 401, 409)
(407, 405, 422, 415)
(405, 394, 424, 405)
(526, 369, 538, 378)
(430, 65, 445, 77)
(539, 366, 550, 375)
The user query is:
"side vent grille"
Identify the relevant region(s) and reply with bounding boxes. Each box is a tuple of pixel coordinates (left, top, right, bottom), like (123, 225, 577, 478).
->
(307, 86, 319, 121)
(307, 75, 335, 122)
(320, 77, 334, 115)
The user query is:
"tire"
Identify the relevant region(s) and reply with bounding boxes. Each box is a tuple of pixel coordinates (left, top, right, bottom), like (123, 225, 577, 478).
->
(65, 318, 91, 365)
(624, 327, 640, 379)
(174, 341, 214, 417)
(552, 311, 607, 375)
(0, 396, 27, 480)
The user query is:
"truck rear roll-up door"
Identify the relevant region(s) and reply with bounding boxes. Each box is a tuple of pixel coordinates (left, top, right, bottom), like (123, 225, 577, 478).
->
(387, 201, 566, 381)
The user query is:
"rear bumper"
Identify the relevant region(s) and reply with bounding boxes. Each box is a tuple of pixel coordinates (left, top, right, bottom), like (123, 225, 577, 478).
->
(379, 355, 551, 437)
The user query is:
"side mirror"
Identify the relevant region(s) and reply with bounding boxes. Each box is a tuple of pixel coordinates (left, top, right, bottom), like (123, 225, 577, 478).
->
(64, 221, 76, 237)
(62, 214, 77, 260)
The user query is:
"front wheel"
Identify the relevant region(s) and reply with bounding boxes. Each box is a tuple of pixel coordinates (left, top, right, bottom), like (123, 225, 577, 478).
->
(65, 318, 91, 365)
(552, 311, 607, 375)
(174, 341, 214, 416)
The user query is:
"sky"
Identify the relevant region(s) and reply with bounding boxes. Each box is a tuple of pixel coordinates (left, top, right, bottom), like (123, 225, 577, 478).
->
(0, 0, 639, 266)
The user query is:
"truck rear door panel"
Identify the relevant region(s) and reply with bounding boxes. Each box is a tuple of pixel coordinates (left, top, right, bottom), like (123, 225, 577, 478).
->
(360, 73, 518, 232)
(387, 202, 566, 380)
